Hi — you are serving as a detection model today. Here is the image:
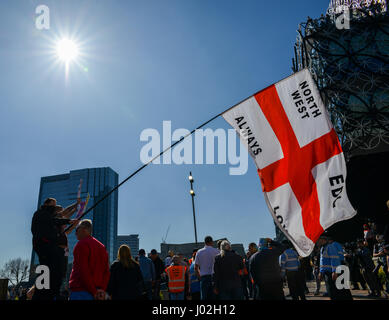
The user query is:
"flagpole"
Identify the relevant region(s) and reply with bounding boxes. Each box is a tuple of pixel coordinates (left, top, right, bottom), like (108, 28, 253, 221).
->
(64, 93, 263, 231)
(65, 112, 221, 231)
(65, 70, 307, 231)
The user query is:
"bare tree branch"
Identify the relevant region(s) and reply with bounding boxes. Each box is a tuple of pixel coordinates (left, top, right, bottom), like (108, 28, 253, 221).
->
(0, 258, 30, 289)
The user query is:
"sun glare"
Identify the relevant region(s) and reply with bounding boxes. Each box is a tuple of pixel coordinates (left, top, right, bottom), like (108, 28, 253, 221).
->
(56, 38, 79, 62)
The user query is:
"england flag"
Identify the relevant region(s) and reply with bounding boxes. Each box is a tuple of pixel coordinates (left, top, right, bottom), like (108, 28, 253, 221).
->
(222, 69, 356, 257)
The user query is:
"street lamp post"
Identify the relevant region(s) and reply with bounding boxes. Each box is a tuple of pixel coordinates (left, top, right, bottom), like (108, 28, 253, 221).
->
(189, 172, 198, 244)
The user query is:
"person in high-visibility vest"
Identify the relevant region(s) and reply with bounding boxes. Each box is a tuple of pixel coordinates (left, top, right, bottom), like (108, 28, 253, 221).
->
(239, 258, 250, 300)
(165, 256, 188, 300)
(238, 261, 249, 276)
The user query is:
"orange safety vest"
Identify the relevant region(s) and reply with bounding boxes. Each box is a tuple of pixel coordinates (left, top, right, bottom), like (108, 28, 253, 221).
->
(166, 265, 186, 293)
(238, 259, 248, 276)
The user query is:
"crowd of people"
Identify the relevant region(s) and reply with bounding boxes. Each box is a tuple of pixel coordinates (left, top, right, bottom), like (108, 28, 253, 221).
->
(24, 197, 389, 301)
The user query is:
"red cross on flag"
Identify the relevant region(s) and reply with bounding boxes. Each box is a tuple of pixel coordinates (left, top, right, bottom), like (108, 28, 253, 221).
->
(222, 69, 356, 257)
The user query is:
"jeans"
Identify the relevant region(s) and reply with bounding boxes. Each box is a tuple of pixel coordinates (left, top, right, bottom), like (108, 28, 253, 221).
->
(286, 270, 306, 300)
(257, 281, 285, 301)
(323, 272, 353, 300)
(218, 287, 243, 300)
(169, 292, 185, 300)
(361, 268, 381, 294)
(241, 276, 249, 300)
(143, 280, 153, 300)
(200, 275, 214, 300)
(153, 279, 161, 300)
(32, 244, 63, 301)
(69, 291, 94, 300)
(313, 268, 321, 293)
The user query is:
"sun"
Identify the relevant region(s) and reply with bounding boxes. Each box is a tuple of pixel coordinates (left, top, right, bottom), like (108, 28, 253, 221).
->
(56, 38, 79, 63)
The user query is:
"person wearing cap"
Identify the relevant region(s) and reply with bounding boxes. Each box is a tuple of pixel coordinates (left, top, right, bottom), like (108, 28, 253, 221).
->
(150, 249, 164, 300)
(249, 238, 286, 300)
(194, 236, 220, 300)
(176, 253, 190, 299)
(165, 256, 188, 300)
(318, 235, 353, 300)
(279, 241, 306, 300)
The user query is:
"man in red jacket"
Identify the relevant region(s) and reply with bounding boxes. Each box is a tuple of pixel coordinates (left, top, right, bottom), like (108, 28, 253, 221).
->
(69, 219, 110, 300)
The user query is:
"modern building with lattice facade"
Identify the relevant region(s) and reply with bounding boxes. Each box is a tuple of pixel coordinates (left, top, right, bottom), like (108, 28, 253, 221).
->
(276, 0, 389, 242)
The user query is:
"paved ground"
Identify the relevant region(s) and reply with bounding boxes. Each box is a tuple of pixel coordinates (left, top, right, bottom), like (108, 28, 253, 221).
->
(283, 280, 389, 300)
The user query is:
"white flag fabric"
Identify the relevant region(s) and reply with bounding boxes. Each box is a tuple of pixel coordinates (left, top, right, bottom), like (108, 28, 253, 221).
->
(222, 69, 356, 257)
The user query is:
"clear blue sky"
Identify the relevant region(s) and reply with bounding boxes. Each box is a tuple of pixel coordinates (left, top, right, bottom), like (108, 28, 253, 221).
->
(0, 0, 329, 266)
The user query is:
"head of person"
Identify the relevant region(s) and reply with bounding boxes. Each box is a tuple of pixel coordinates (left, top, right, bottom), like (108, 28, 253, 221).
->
(220, 240, 231, 257)
(75, 219, 92, 241)
(139, 249, 146, 257)
(376, 234, 384, 243)
(192, 249, 198, 258)
(282, 240, 292, 249)
(204, 236, 213, 247)
(248, 242, 258, 254)
(357, 239, 365, 248)
(258, 238, 269, 249)
(172, 255, 180, 266)
(43, 198, 57, 207)
(363, 224, 369, 231)
(150, 249, 158, 260)
(168, 250, 174, 257)
(317, 235, 329, 247)
(54, 205, 64, 217)
(177, 253, 184, 263)
(118, 244, 137, 268)
(217, 240, 223, 250)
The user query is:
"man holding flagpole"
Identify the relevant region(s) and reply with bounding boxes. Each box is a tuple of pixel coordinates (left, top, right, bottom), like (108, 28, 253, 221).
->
(31, 197, 80, 300)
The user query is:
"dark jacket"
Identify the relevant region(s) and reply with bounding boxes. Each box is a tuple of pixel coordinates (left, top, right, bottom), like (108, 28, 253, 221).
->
(31, 205, 71, 248)
(249, 241, 286, 285)
(107, 260, 144, 300)
(152, 256, 165, 280)
(214, 250, 244, 291)
(357, 247, 375, 272)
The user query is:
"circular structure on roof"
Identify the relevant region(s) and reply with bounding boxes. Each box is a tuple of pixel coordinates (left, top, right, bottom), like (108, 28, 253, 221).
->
(293, 2, 389, 157)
